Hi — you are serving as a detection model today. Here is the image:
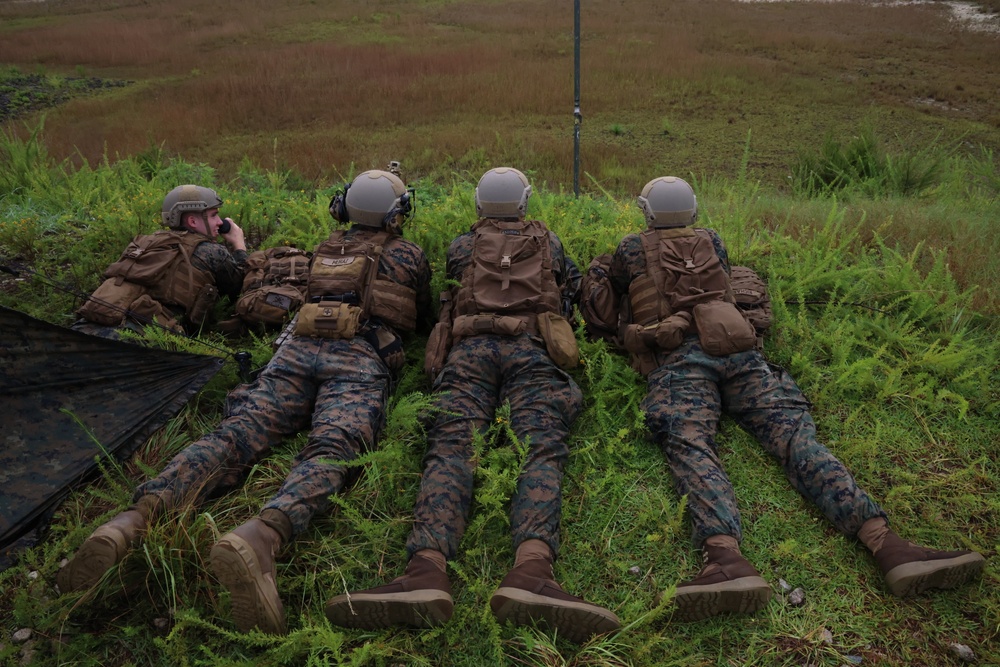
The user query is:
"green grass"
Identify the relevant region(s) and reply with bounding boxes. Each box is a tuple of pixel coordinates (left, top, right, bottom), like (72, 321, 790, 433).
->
(1, 130, 998, 666)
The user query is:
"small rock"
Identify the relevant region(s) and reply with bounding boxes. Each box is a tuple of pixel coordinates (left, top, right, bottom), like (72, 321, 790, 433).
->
(778, 578, 792, 592)
(628, 566, 642, 577)
(20, 641, 37, 667)
(28, 571, 39, 580)
(949, 643, 976, 663)
(11, 629, 32, 644)
(788, 587, 806, 607)
(843, 655, 863, 665)
(819, 627, 833, 644)
(153, 618, 169, 630)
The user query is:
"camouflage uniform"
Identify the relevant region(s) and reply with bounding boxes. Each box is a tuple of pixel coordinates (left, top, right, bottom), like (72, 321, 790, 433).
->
(134, 226, 431, 535)
(405, 229, 582, 559)
(610, 230, 886, 548)
(72, 232, 249, 339)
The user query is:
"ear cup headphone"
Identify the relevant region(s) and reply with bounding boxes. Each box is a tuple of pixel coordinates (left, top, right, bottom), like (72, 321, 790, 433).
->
(328, 181, 351, 222)
(387, 188, 414, 224)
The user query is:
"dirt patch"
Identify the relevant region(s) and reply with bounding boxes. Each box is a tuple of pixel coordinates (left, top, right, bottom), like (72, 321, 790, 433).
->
(0, 72, 131, 122)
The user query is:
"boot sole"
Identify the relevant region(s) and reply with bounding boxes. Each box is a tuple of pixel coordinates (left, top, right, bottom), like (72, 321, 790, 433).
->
(210, 535, 286, 634)
(672, 576, 772, 622)
(57, 528, 128, 593)
(325, 589, 454, 629)
(884, 552, 985, 597)
(490, 587, 621, 644)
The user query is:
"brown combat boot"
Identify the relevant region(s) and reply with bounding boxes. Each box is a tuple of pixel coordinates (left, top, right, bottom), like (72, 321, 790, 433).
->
(210, 518, 286, 634)
(57, 509, 147, 593)
(874, 530, 985, 597)
(489, 540, 620, 644)
(673, 543, 772, 621)
(325, 551, 454, 629)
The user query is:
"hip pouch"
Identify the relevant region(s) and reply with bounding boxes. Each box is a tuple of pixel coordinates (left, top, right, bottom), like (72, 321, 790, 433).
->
(693, 300, 756, 356)
(295, 301, 362, 339)
(127, 294, 182, 333)
(537, 312, 579, 370)
(452, 313, 526, 338)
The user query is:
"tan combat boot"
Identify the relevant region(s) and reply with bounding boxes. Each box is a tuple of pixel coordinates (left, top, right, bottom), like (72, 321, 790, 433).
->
(57, 508, 148, 593)
(673, 537, 772, 622)
(210, 518, 286, 634)
(325, 550, 454, 629)
(489, 539, 620, 644)
(874, 530, 985, 597)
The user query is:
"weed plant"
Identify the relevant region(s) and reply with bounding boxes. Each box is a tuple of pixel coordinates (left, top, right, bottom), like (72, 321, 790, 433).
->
(1, 130, 998, 666)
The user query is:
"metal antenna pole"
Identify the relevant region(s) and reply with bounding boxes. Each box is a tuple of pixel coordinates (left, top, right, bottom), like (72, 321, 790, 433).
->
(573, 0, 581, 197)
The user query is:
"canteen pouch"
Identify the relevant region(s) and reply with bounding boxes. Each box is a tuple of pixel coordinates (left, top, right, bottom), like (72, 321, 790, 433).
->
(693, 300, 756, 356)
(425, 321, 453, 381)
(537, 312, 579, 370)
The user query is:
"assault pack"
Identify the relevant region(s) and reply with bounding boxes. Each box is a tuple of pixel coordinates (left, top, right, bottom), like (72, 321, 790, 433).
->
(425, 219, 578, 379)
(579, 228, 773, 375)
(76, 230, 216, 333)
(233, 246, 311, 328)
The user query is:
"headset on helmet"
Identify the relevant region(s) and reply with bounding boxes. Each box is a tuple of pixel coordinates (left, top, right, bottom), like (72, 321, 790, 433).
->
(637, 176, 698, 228)
(161, 185, 223, 229)
(329, 170, 413, 230)
(475, 167, 532, 220)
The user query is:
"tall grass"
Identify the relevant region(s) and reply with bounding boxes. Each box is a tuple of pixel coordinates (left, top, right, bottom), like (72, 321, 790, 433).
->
(1, 132, 997, 666)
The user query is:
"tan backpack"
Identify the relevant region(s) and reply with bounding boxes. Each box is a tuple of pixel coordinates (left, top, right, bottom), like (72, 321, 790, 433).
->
(76, 231, 211, 332)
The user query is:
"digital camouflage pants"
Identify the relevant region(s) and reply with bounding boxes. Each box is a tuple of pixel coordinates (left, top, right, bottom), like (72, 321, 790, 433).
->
(643, 338, 885, 548)
(135, 335, 389, 535)
(406, 333, 583, 560)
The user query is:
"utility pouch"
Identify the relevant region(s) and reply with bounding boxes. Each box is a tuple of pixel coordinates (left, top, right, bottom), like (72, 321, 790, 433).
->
(536, 312, 579, 370)
(187, 283, 219, 327)
(425, 321, 453, 381)
(77, 279, 143, 326)
(452, 314, 526, 338)
(693, 300, 756, 356)
(294, 301, 362, 339)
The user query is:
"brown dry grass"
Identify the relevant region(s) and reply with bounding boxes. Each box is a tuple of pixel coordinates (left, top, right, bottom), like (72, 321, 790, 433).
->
(2, 0, 998, 193)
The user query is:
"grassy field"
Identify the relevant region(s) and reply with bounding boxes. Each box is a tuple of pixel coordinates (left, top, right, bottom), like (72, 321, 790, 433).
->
(1, 0, 999, 193)
(1, 1, 999, 666)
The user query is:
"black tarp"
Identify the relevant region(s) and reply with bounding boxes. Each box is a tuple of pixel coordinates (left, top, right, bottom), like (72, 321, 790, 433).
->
(0, 306, 224, 566)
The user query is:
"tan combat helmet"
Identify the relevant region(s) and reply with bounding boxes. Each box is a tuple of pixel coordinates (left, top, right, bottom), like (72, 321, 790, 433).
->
(475, 167, 532, 220)
(161, 185, 223, 228)
(637, 176, 698, 228)
(330, 170, 412, 229)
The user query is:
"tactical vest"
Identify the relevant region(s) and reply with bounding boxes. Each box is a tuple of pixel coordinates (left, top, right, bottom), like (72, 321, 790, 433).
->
(77, 230, 215, 333)
(624, 227, 755, 372)
(295, 230, 417, 339)
(451, 218, 562, 335)
(235, 246, 311, 327)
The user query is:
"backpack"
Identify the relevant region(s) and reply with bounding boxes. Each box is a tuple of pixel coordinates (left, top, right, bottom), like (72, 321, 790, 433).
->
(77, 230, 210, 331)
(453, 219, 561, 318)
(579, 253, 620, 343)
(730, 265, 772, 349)
(234, 246, 311, 327)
